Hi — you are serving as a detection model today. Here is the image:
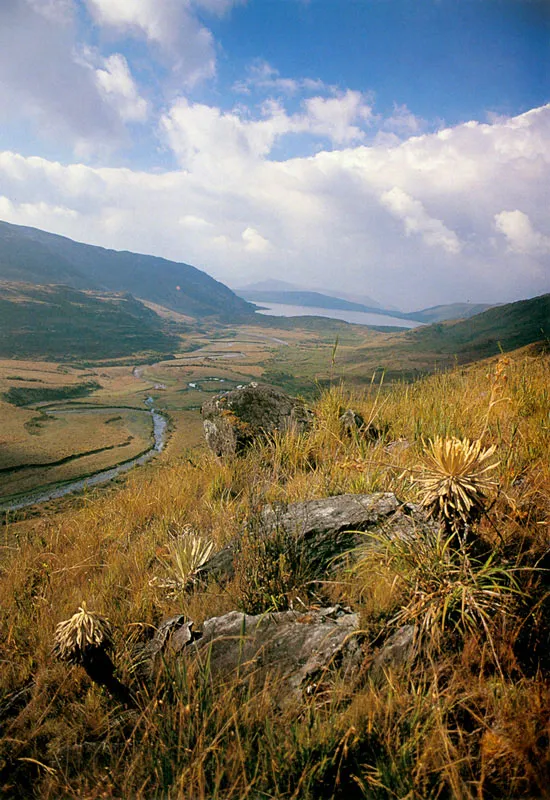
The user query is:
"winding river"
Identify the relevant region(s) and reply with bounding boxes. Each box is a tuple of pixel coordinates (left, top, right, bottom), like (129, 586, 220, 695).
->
(0, 405, 167, 513)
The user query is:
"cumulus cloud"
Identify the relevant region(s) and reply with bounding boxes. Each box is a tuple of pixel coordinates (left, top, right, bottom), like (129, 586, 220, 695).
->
(0, 105, 549, 309)
(94, 54, 149, 123)
(159, 90, 375, 174)
(83, 0, 242, 86)
(380, 187, 462, 254)
(382, 104, 426, 137)
(233, 60, 329, 96)
(0, 0, 124, 153)
(242, 226, 271, 253)
(495, 210, 550, 255)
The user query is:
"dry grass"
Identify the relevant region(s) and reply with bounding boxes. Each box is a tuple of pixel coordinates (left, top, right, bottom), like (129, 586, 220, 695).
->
(0, 410, 153, 499)
(0, 347, 548, 798)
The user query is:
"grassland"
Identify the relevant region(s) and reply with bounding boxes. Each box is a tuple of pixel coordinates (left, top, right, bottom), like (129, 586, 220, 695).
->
(2, 297, 547, 506)
(0, 361, 159, 501)
(0, 342, 548, 798)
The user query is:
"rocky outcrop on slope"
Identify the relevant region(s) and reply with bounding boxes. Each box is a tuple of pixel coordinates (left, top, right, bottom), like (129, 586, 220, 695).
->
(201, 382, 313, 456)
(199, 492, 432, 583)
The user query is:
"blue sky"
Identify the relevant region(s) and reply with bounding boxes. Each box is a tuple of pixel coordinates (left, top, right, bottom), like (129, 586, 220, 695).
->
(0, 0, 548, 309)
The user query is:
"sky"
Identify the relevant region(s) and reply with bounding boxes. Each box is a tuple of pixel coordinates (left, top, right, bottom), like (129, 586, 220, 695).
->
(0, 0, 548, 311)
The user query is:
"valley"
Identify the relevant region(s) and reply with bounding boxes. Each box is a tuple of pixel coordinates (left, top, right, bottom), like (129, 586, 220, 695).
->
(1, 288, 548, 510)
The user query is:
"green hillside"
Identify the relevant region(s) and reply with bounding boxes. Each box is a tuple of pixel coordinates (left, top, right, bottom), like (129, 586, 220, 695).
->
(0, 281, 178, 360)
(402, 292, 549, 359)
(402, 302, 494, 323)
(0, 220, 254, 321)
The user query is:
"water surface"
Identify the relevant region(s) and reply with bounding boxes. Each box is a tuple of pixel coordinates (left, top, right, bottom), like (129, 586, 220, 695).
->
(256, 303, 421, 329)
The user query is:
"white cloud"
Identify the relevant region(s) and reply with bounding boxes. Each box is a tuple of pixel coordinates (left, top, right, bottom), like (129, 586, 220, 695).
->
(495, 210, 550, 255)
(0, 105, 549, 309)
(233, 60, 329, 96)
(95, 54, 149, 123)
(83, 0, 242, 86)
(380, 187, 462, 254)
(382, 104, 425, 136)
(302, 91, 373, 144)
(159, 90, 375, 175)
(26, 0, 74, 23)
(242, 226, 271, 253)
(0, 0, 124, 153)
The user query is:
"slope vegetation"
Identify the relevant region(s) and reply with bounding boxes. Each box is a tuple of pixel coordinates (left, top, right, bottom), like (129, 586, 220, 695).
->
(402, 292, 549, 359)
(0, 220, 254, 320)
(0, 281, 177, 360)
(1, 346, 548, 798)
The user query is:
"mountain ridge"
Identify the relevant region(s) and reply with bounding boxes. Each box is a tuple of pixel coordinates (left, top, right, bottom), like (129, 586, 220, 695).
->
(0, 220, 254, 320)
(237, 287, 494, 323)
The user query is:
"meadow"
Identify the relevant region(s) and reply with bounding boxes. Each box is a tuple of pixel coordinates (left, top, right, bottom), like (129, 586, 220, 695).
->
(0, 342, 548, 798)
(0, 321, 375, 503)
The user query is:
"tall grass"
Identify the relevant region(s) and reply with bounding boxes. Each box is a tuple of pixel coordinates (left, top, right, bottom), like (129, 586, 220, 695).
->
(1, 346, 549, 797)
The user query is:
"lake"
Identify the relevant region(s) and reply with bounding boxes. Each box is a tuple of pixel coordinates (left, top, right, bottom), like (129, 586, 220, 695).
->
(255, 303, 422, 329)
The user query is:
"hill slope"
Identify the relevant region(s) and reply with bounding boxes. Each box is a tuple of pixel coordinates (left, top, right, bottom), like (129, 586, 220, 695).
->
(402, 302, 494, 323)
(0, 220, 254, 320)
(403, 293, 549, 358)
(0, 281, 178, 360)
(238, 288, 492, 324)
(342, 292, 550, 382)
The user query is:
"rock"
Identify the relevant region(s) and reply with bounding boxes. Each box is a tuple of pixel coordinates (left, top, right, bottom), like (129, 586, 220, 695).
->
(176, 606, 362, 704)
(201, 382, 313, 456)
(339, 408, 365, 433)
(370, 625, 416, 681)
(339, 408, 380, 441)
(200, 492, 432, 583)
(131, 615, 198, 681)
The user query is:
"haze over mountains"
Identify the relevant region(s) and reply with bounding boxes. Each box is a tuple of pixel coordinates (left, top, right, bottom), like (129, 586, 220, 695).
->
(0, 220, 253, 321)
(0, 218, 547, 369)
(236, 280, 493, 323)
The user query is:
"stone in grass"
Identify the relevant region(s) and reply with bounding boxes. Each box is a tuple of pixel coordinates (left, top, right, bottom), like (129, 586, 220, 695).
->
(200, 492, 432, 584)
(151, 605, 362, 705)
(369, 625, 417, 682)
(201, 382, 313, 456)
(339, 408, 381, 441)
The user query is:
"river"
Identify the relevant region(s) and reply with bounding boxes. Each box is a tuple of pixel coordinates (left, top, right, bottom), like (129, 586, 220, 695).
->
(0, 406, 167, 513)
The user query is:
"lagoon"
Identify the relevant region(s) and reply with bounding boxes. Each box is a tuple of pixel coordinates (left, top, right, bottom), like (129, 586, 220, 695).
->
(255, 303, 422, 329)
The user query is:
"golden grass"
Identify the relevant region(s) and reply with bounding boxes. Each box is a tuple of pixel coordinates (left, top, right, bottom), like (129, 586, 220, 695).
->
(0, 410, 153, 499)
(0, 347, 548, 798)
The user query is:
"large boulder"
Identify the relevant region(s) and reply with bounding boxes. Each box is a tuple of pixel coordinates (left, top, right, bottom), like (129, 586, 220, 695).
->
(144, 606, 362, 704)
(200, 492, 432, 583)
(201, 382, 313, 456)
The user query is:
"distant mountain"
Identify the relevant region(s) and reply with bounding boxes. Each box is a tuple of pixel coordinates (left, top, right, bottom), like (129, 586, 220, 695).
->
(239, 279, 308, 293)
(401, 293, 549, 360)
(238, 280, 385, 310)
(0, 220, 254, 320)
(0, 281, 177, 360)
(403, 303, 494, 323)
(316, 288, 387, 310)
(237, 289, 404, 318)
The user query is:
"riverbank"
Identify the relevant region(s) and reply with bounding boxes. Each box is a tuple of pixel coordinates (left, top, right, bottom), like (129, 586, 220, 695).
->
(0, 407, 167, 513)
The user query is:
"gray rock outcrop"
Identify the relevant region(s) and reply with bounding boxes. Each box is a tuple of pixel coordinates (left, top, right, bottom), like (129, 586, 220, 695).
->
(144, 606, 362, 704)
(201, 382, 313, 456)
(338, 408, 380, 441)
(370, 625, 416, 681)
(200, 492, 432, 583)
